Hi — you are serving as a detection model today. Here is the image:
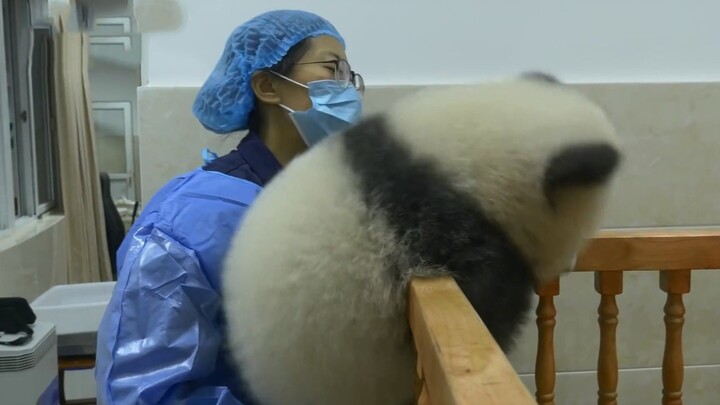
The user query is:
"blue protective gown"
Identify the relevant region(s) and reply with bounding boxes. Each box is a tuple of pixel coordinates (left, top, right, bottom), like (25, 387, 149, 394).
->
(95, 132, 282, 405)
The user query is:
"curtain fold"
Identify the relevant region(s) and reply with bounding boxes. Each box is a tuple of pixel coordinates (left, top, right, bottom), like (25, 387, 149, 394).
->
(52, 11, 112, 283)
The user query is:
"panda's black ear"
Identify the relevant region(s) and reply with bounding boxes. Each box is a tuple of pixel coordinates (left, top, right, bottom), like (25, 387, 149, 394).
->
(521, 71, 562, 84)
(543, 142, 620, 204)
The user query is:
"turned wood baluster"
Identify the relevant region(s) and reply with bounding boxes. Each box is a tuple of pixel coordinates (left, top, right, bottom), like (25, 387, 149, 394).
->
(534, 279, 560, 405)
(660, 270, 691, 405)
(594, 272, 623, 405)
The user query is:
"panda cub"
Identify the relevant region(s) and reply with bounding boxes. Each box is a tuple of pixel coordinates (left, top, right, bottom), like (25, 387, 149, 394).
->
(221, 73, 622, 405)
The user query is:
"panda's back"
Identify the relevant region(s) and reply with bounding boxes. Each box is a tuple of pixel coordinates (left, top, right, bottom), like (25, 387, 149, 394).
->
(223, 116, 537, 405)
(222, 134, 418, 405)
(340, 114, 536, 350)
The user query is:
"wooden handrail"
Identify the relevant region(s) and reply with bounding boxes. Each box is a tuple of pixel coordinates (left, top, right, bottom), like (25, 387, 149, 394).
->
(575, 227, 720, 271)
(408, 277, 535, 405)
(534, 227, 719, 405)
(410, 228, 720, 405)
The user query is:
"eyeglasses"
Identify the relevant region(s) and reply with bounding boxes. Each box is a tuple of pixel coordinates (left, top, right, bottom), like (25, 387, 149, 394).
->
(295, 59, 365, 94)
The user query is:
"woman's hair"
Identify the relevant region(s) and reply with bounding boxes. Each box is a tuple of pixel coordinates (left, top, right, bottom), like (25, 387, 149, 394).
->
(247, 38, 312, 135)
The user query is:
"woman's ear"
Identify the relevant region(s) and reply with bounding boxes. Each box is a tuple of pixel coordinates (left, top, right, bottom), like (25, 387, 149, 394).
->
(250, 71, 282, 105)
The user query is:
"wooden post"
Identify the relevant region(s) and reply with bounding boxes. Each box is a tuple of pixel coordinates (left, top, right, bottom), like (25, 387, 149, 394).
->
(659, 270, 691, 405)
(534, 279, 560, 405)
(594, 271, 623, 405)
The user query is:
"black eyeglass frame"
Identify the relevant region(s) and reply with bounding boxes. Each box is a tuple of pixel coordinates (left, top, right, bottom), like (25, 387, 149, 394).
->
(293, 59, 365, 94)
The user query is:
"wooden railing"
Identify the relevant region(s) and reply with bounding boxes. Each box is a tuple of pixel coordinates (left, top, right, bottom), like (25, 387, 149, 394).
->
(535, 227, 720, 405)
(409, 277, 536, 404)
(409, 227, 720, 404)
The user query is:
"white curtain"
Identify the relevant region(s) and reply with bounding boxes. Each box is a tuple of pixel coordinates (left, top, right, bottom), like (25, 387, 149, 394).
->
(52, 8, 113, 283)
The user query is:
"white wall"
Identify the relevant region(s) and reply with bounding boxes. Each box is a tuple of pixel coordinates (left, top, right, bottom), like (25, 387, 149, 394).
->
(140, 0, 720, 87)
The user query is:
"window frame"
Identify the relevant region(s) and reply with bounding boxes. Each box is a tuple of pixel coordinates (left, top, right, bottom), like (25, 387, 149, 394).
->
(0, 0, 59, 232)
(92, 101, 135, 201)
(29, 24, 58, 216)
(0, 2, 13, 230)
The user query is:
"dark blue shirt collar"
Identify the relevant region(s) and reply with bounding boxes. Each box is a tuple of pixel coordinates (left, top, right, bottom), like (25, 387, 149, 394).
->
(202, 131, 282, 186)
(236, 132, 282, 185)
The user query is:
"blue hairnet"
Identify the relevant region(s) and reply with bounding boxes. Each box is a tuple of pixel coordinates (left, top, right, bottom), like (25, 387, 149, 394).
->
(192, 10, 346, 134)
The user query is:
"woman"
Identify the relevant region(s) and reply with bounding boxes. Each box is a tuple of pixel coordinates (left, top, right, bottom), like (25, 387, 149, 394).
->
(95, 10, 364, 404)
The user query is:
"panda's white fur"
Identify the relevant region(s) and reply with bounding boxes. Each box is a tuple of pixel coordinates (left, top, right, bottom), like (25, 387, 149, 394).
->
(221, 74, 622, 405)
(384, 79, 620, 281)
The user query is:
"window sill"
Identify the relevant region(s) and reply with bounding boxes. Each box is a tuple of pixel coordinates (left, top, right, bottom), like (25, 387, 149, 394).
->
(0, 214, 65, 253)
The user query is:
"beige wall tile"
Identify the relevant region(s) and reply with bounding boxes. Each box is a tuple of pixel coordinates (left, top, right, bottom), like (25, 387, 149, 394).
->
(0, 216, 69, 301)
(138, 83, 720, 228)
(508, 270, 720, 373)
(137, 86, 243, 203)
(519, 365, 720, 404)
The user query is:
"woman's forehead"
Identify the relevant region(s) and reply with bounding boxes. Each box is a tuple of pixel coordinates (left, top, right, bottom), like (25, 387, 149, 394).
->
(302, 36, 348, 61)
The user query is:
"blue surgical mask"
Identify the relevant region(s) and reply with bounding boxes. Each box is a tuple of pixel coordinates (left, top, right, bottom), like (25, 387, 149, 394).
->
(273, 73, 363, 146)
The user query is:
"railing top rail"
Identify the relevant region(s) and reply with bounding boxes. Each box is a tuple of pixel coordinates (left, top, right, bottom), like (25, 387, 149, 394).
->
(576, 227, 720, 272)
(408, 277, 535, 405)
